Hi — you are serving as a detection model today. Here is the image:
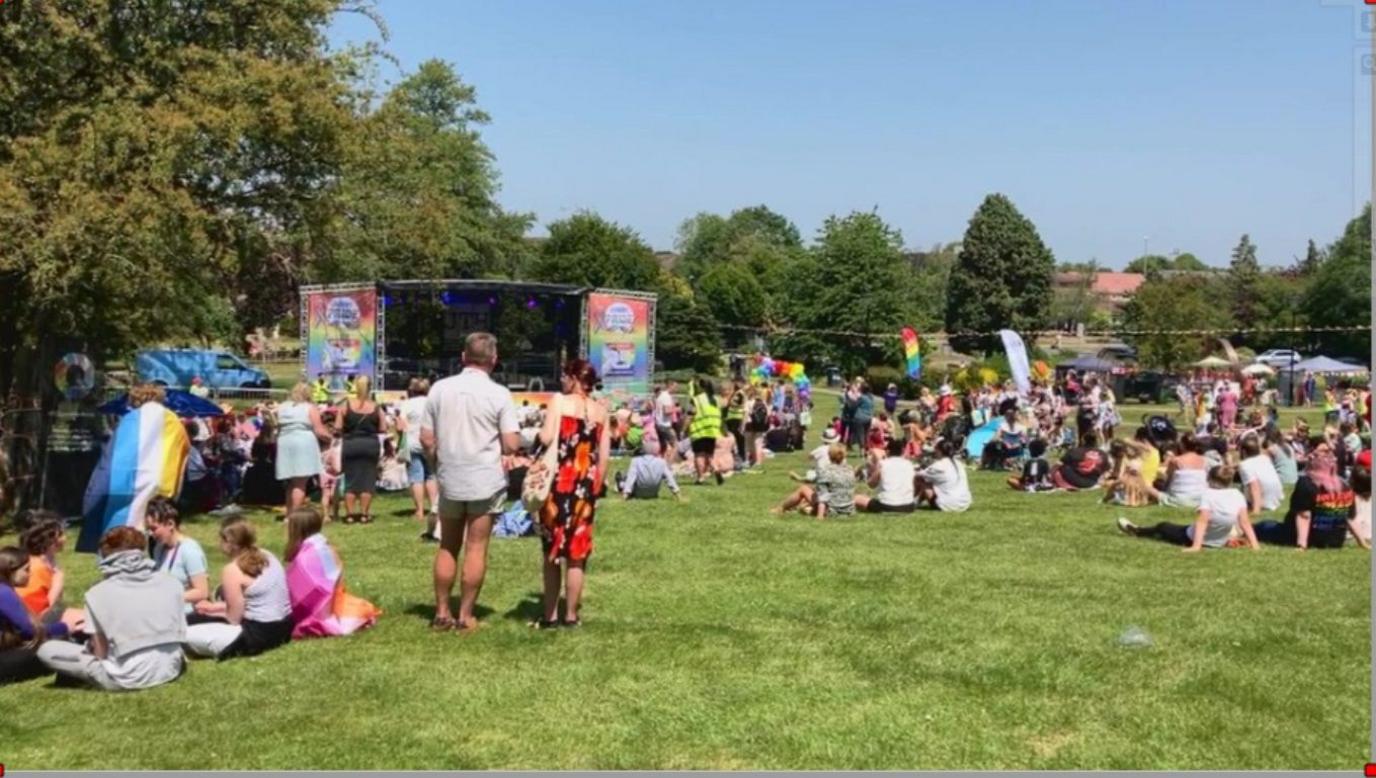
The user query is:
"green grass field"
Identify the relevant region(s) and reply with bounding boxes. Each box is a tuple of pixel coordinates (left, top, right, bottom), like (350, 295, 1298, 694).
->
(1, 410, 1368, 770)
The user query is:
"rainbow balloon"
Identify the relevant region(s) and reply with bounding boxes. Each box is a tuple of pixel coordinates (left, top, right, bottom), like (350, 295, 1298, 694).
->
(900, 327, 921, 380)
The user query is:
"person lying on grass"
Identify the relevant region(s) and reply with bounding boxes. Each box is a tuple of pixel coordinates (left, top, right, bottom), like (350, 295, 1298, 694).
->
(1115, 465, 1259, 552)
(184, 518, 294, 660)
(772, 443, 855, 519)
(36, 527, 184, 691)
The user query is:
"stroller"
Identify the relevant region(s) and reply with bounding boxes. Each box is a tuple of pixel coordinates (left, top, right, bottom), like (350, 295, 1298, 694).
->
(1142, 413, 1178, 448)
(933, 414, 970, 461)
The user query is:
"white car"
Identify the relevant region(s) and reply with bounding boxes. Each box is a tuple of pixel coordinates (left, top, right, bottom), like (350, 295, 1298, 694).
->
(1254, 349, 1304, 367)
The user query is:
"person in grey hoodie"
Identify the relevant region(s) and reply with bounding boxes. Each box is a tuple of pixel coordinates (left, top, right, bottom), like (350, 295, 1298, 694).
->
(38, 526, 185, 691)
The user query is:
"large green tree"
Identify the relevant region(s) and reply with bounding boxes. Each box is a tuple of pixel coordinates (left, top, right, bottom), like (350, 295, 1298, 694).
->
(1303, 205, 1371, 359)
(944, 194, 1055, 354)
(776, 211, 913, 374)
(320, 59, 533, 284)
(1228, 233, 1262, 338)
(1121, 276, 1234, 371)
(0, 0, 361, 397)
(529, 212, 662, 290)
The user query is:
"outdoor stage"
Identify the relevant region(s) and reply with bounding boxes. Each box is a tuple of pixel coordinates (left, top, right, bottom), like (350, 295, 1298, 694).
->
(299, 280, 657, 396)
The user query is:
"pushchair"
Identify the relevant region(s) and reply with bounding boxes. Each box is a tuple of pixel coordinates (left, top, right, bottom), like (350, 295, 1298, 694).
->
(1142, 413, 1178, 448)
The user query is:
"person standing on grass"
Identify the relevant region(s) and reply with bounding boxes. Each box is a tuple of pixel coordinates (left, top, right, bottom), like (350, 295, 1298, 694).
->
(335, 375, 382, 524)
(851, 382, 875, 453)
(653, 381, 679, 462)
(401, 378, 440, 534)
(725, 380, 747, 462)
(422, 333, 520, 632)
(1117, 465, 1260, 552)
(688, 378, 726, 486)
(276, 382, 333, 515)
(533, 359, 611, 630)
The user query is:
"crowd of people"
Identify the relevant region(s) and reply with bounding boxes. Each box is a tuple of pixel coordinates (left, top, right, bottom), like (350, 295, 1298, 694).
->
(3, 340, 1371, 689)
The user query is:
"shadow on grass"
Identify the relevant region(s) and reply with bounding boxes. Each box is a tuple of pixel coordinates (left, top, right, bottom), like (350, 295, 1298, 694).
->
(501, 592, 546, 623)
(403, 601, 495, 623)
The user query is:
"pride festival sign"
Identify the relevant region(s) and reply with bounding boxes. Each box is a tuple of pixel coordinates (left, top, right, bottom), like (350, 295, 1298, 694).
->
(586, 292, 652, 396)
(304, 287, 377, 392)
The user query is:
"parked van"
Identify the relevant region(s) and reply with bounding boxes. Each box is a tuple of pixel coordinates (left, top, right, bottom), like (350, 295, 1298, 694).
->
(136, 349, 270, 390)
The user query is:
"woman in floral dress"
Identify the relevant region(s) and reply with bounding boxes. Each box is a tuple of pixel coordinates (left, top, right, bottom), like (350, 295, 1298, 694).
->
(533, 359, 611, 629)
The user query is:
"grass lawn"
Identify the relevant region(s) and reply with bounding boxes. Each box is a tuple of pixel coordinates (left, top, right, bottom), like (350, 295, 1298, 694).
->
(1, 421, 1368, 770)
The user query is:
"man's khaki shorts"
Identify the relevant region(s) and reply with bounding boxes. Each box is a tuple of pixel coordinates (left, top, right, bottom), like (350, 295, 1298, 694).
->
(438, 492, 506, 521)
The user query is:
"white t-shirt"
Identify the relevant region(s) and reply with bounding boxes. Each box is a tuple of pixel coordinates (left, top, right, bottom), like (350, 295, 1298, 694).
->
(654, 391, 675, 428)
(423, 368, 518, 502)
(874, 457, 916, 507)
(810, 444, 831, 472)
(401, 396, 427, 453)
(1238, 454, 1283, 512)
(921, 457, 972, 512)
(1188, 487, 1248, 548)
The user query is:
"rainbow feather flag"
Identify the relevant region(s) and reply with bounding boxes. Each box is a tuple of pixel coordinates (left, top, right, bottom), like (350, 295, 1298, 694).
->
(78, 403, 190, 552)
(901, 327, 922, 380)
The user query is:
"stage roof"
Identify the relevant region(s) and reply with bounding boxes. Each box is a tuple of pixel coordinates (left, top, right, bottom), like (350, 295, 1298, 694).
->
(375, 279, 586, 296)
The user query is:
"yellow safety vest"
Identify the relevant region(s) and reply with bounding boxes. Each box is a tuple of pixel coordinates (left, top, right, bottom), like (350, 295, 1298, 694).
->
(689, 393, 723, 440)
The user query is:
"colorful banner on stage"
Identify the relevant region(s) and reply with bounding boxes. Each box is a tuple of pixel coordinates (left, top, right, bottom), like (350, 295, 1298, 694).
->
(305, 289, 377, 392)
(586, 293, 651, 395)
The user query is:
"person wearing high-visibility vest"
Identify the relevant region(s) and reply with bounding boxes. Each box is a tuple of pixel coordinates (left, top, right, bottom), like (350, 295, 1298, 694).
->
(688, 378, 725, 486)
(311, 376, 330, 405)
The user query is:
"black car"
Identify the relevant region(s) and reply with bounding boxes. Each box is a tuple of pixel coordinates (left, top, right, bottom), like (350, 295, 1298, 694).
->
(1116, 371, 1181, 404)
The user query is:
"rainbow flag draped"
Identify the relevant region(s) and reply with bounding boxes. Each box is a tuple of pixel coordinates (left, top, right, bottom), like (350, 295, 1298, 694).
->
(78, 403, 190, 553)
(287, 534, 381, 638)
(901, 327, 922, 380)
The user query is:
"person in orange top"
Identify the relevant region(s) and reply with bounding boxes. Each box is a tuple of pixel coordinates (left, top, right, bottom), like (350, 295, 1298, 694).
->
(16, 514, 67, 620)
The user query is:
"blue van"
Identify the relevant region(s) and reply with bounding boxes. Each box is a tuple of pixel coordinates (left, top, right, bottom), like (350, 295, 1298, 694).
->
(136, 349, 271, 390)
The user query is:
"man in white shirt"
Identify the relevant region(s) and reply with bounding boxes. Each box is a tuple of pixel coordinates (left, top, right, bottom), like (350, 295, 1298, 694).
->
(421, 333, 521, 632)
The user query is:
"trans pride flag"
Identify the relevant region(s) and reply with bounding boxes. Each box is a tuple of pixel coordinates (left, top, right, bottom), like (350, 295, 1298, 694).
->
(78, 403, 190, 552)
(287, 534, 380, 638)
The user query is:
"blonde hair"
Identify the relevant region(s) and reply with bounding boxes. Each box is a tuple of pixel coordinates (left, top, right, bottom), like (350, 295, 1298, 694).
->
(354, 375, 372, 401)
(827, 443, 846, 464)
(129, 383, 166, 408)
(289, 382, 313, 403)
(408, 377, 430, 398)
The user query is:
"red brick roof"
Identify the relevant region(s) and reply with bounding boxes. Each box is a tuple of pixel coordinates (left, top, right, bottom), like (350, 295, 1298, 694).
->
(1055, 271, 1145, 296)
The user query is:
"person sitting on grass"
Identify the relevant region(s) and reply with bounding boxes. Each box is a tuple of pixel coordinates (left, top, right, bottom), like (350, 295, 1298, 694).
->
(145, 497, 210, 615)
(1116, 465, 1260, 552)
(36, 527, 184, 691)
(915, 439, 972, 512)
(1238, 434, 1284, 516)
(1101, 439, 1155, 507)
(1265, 428, 1299, 486)
(808, 428, 842, 473)
(1253, 444, 1371, 551)
(853, 438, 916, 514)
(184, 518, 294, 659)
(1156, 432, 1210, 508)
(617, 440, 682, 501)
(771, 444, 856, 520)
(1007, 438, 1054, 492)
(284, 506, 380, 639)
(15, 515, 67, 622)
(1050, 432, 1109, 492)
(1, 547, 80, 686)
(1351, 465, 1371, 545)
(983, 406, 1027, 471)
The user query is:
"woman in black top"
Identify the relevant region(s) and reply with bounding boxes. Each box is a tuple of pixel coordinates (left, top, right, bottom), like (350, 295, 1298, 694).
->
(335, 375, 382, 524)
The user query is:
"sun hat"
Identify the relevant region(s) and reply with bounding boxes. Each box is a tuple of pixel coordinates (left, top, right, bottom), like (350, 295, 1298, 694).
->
(820, 428, 840, 444)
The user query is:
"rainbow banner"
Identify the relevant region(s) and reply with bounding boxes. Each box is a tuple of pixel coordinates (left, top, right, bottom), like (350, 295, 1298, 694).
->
(78, 403, 190, 553)
(304, 288, 377, 393)
(587, 293, 651, 396)
(901, 327, 922, 380)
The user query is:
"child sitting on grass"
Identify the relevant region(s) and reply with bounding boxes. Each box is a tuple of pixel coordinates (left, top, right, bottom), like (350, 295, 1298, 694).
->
(1007, 438, 1054, 492)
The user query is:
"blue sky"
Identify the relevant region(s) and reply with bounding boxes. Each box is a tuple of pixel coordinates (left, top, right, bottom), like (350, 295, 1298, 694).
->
(330, 0, 1372, 268)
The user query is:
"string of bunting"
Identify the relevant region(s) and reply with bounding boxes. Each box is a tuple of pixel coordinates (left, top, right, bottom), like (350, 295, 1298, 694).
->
(715, 322, 1372, 340)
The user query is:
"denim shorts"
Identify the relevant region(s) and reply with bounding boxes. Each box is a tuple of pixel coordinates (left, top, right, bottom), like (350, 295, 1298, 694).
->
(406, 454, 434, 485)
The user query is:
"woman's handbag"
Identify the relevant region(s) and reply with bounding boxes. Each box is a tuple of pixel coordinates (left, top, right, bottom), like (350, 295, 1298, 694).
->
(521, 396, 563, 515)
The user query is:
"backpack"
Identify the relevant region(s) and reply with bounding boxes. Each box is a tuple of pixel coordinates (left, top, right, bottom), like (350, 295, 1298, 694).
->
(748, 400, 769, 432)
